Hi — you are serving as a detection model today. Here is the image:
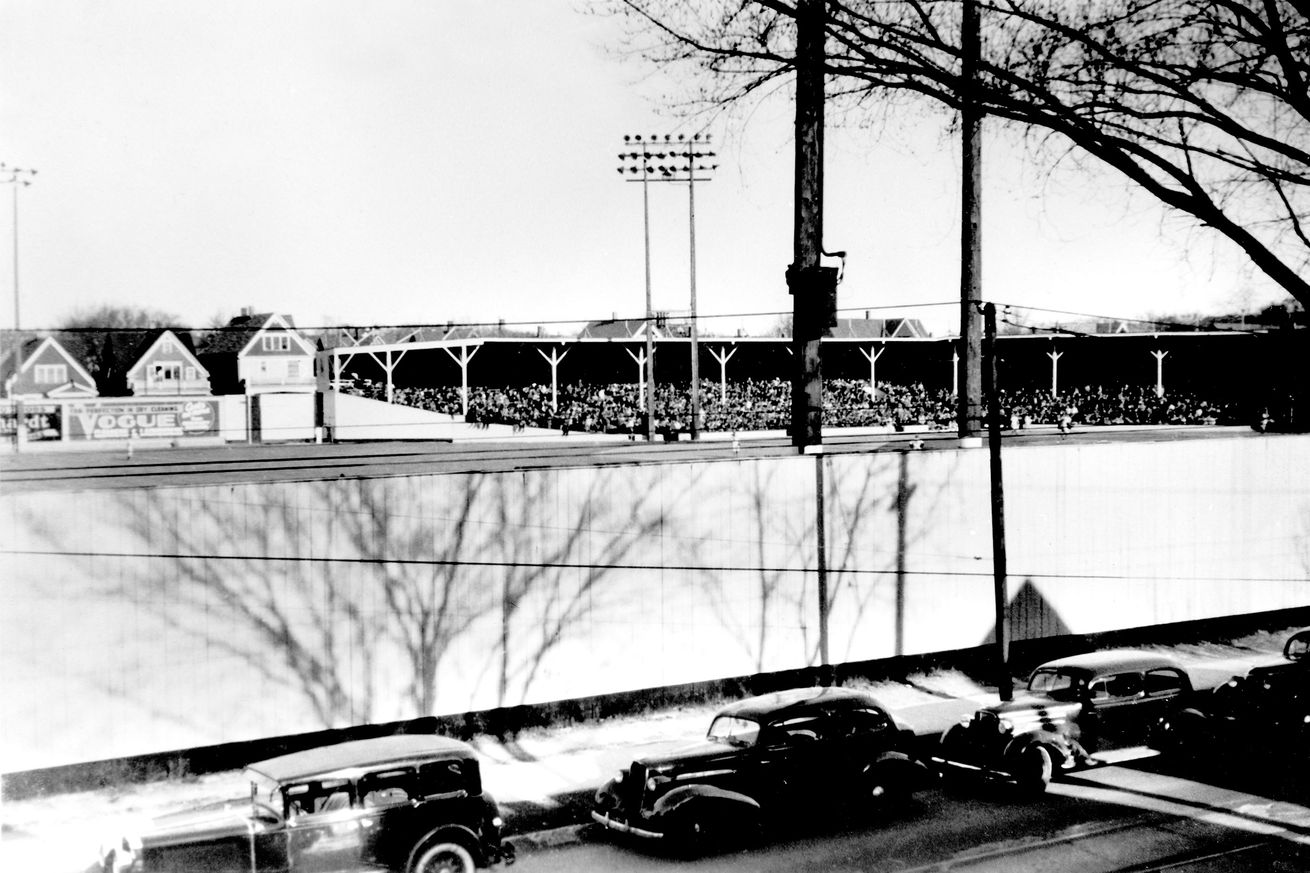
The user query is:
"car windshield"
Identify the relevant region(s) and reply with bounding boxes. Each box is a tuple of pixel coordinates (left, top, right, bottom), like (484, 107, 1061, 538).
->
(1028, 669, 1084, 700)
(707, 715, 761, 748)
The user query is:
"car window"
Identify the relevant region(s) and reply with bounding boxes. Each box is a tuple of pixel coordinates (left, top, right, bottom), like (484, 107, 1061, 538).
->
(415, 760, 471, 799)
(847, 707, 892, 736)
(359, 768, 415, 808)
(1088, 672, 1143, 701)
(772, 716, 825, 743)
(707, 715, 761, 748)
(1028, 669, 1083, 700)
(1285, 631, 1310, 661)
(1144, 668, 1185, 696)
(284, 778, 355, 817)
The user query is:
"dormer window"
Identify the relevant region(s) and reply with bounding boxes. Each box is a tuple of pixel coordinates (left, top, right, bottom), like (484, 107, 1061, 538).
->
(263, 334, 291, 352)
(34, 364, 67, 384)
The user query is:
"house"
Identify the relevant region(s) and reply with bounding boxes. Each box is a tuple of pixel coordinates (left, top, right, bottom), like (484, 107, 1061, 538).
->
(1, 334, 99, 400)
(199, 310, 316, 394)
(578, 316, 669, 340)
(828, 316, 930, 339)
(123, 329, 211, 396)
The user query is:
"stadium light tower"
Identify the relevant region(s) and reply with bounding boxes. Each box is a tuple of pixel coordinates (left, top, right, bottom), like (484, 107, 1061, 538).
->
(618, 134, 717, 439)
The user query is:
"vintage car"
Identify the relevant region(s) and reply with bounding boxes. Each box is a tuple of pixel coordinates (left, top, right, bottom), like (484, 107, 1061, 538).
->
(100, 735, 514, 873)
(935, 650, 1194, 793)
(1157, 627, 1310, 759)
(591, 686, 932, 854)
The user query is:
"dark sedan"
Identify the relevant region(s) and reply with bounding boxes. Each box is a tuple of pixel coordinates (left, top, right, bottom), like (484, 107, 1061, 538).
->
(100, 735, 513, 873)
(935, 650, 1194, 793)
(592, 686, 932, 855)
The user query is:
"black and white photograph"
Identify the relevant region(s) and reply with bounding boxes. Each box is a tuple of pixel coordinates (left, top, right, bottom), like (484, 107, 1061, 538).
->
(2, 2, 1309, 871)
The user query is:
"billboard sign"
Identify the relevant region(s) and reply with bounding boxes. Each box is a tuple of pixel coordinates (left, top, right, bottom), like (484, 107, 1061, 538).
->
(67, 399, 220, 441)
(0, 403, 62, 441)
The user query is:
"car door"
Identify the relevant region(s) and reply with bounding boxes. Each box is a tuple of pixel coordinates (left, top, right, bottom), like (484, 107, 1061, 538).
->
(752, 714, 832, 807)
(1081, 671, 1147, 751)
(284, 779, 366, 873)
(1137, 667, 1190, 744)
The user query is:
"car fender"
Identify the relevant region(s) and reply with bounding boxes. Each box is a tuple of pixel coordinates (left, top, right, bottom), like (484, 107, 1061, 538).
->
(405, 823, 486, 871)
(866, 750, 934, 788)
(1002, 732, 1072, 770)
(651, 784, 761, 819)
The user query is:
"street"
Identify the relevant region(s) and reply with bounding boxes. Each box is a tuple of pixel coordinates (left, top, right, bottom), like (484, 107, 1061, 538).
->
(513, 758, 1310, 873)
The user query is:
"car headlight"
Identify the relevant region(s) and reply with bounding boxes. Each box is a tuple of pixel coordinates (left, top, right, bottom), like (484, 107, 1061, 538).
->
(614, 770, 624, 783)
(491, 816, 503, 829)
(998, 718, 1014, 733)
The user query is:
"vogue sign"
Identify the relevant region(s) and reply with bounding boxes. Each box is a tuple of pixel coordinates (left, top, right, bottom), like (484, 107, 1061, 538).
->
(68, 400, 219, 440)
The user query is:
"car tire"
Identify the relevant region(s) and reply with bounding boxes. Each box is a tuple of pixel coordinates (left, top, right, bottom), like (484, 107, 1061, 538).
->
(672, 809, 717, 858)
(1014, 744, 1053, 796)
(865, 761, 911, 809)
(411, 841, 476, 873)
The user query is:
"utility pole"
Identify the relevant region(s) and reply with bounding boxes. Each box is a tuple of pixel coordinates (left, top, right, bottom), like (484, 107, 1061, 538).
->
(958, 0, 984, 438)
(618, 134, 716, 439)
(789, 0, 837, 450)
(983, 302, 1012, 701)
(2, 164, 36, 452)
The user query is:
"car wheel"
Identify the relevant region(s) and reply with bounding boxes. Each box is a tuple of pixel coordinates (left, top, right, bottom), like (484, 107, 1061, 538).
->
(411, 841, 476, 873)
(673, 810, 716, 858)
(865, 762, 908, 808)
(1014, 744, 1053, 796)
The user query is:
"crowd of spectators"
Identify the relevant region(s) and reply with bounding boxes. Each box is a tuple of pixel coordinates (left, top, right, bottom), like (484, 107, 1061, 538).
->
(345, 377, 1243, 434)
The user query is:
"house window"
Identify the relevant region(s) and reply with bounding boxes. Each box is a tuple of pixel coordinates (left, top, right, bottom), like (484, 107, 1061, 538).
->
(34, 364, 67, 384)
(263, 334, 291, 352)
(287, 360, 300, 378)
(161, 339, 175, 354)
(185, 366, 197, 381)
(152, 362, 182, 382)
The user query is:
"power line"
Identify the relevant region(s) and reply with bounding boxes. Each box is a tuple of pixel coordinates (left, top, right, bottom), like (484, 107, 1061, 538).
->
(25, 300, 962, 336)
(3, 547, 1303, 585)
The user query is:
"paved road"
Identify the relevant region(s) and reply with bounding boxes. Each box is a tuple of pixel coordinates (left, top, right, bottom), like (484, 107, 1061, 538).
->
(514, 761, 1310, 872)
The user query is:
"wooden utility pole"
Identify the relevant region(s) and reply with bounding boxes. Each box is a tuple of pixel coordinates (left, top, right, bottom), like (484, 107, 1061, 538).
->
(789, 0, 832, 449)
(983, 302, 1012, 701)
(958, 0, 983, 438)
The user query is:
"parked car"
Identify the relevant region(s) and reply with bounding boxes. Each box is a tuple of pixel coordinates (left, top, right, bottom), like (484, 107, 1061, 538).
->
(591, 686, 932, 854)
(100, 735, 514, 873)
(1157, 627, 1310, 760)
(934, 650, 1194, 793)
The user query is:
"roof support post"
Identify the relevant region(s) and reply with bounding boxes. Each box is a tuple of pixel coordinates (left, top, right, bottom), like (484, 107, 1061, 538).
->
(709, 345, 737, 404)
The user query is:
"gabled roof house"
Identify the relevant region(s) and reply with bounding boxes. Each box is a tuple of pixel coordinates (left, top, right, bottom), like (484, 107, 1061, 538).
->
(1, 335, 99, 400)
(124, 329, 211, 396)
(199, 310, 317, 394)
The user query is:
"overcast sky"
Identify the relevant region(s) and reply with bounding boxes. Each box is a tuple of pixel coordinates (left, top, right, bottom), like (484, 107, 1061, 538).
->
(0, 0, 1290, 337)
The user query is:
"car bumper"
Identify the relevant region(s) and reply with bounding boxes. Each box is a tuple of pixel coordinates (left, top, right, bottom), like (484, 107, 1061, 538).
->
(590, 810, 665, 840)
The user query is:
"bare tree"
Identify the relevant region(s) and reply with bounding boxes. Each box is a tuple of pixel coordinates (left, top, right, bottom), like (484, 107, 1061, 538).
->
(605, 0, 1310, 307)
(56, 304, 188, 394)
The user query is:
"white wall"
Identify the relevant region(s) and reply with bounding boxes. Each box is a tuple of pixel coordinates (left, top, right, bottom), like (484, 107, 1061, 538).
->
(2, 433, 1307, 771)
